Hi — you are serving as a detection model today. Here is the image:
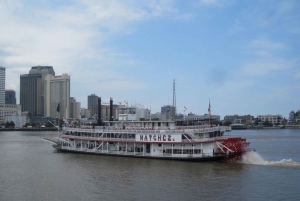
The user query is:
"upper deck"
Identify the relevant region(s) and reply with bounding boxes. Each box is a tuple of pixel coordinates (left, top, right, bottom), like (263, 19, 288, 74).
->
(63, 125, 231, 134)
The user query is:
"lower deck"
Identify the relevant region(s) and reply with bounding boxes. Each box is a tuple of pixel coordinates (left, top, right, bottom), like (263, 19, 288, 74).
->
(58, 138, 219, 159)
(55, 147, 230, 162)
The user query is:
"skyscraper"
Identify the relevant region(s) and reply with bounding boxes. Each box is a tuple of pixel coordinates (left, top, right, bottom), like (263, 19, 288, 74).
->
(44, 74, 70, 119)
(0, 67, 5, 104)
(20, 66, 55, 116)
(5, 90, 16, 104)
(70, 97, 81, 120)
(30, 66, 55, 116)
(88, 94, 98, 117)
(20, 74, 42, 115)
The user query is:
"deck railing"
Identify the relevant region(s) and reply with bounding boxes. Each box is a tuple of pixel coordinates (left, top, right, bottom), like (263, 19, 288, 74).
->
(61, 134, 231, 143)
(63, 126, 231, 134)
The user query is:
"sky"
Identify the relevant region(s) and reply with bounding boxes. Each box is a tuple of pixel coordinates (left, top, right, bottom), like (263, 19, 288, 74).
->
(1, 0, 300, 119)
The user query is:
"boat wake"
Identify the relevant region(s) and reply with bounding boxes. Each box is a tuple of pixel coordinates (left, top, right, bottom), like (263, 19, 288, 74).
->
(239, 151, 300, 168)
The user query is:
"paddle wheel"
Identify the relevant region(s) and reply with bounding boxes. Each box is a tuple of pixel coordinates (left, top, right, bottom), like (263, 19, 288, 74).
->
(216, 138, 250, 162)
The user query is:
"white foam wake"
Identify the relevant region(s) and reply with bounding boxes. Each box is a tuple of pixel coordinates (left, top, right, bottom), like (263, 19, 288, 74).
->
(239, 151, 300, 168)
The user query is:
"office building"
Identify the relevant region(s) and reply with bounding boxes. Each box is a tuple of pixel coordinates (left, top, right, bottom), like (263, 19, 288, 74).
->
(224, 114, 254, 125)
(0, 104, 22, 124)
(161, 105, 176, 120)
(44, 74, 70, 119)
(70, 97, 81, 120)
(257, 114, 283, 125)
(5, 113, 26, 128)
(0, 67, 5, 104)
(5, 90, 16, 104)
(185, 113, 221, 121)
(88, 94, 98, 117)
(20, 74, 42, 115)
(20, 66, 55, 116)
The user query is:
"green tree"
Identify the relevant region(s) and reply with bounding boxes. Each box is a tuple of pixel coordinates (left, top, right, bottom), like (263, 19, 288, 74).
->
(45, 122, 54, 127)
(23, 123, 30, 127)
(31, 122, 36, 127)
(211, 120, 222, 126)
(5, 121, 10, 128)
(263, 120, 273, 127)
(223, 121, 232, 126)
(9, 121, 15, 128)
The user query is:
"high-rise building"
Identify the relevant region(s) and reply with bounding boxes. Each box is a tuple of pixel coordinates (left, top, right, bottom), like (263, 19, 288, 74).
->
(5, 90, 16, 104)
(29, 66, 55, 77)
(70, 97, 81, 119)
(20, 74, 42, 115)
(88, 94, 98, 117)
(44, 74, 70, 119)
(0, 67, 5, 104)
(161, 105, 176, 120)
(30, 66, 55, 116)
(20, 66, 55, 116)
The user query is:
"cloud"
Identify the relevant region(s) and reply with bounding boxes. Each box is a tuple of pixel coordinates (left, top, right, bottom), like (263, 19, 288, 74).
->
(248, 39, 288, 57)
(197, 0, 226, 7)
(228, 0, 299, 34)
(242, 59, 295, 76)
(249, 40, 288, 51)
(0, 0, 188, 97)
(242, 38, 298, 76)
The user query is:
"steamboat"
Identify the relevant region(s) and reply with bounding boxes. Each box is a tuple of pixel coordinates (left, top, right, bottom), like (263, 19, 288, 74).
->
(44, 98, 252, 162)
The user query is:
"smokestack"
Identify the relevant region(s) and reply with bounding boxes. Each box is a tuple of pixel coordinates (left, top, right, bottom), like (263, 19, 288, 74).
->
(110, 97, 113, 121)
(97, 97, 102, 126)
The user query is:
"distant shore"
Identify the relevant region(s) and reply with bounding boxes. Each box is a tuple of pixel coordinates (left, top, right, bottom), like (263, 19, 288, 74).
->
(232, 125, 300, 130)
(0, 128, 58, 132)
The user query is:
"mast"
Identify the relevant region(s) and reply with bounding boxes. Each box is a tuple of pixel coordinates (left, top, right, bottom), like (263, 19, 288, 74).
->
(173, 79, 176, 118)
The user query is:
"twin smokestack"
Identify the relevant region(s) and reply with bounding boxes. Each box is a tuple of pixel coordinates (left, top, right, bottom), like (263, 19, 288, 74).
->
(97, 97, 114, 126)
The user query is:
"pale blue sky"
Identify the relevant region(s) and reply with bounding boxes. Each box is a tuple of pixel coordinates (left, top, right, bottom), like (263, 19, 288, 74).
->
(1, 0, 299, 118)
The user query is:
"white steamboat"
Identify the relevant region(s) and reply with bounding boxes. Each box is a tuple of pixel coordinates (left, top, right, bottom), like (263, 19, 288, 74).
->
(46, 121, 251, 162)
(45, 97, 252, 162)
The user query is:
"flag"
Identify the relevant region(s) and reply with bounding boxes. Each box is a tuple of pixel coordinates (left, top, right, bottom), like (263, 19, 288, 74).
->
(56, 103, 60, 113)
(184, 106, 187, 110)
(167, 106, 170, 112)
(208, 99, 211, 116)
(147, 109, 150, 114)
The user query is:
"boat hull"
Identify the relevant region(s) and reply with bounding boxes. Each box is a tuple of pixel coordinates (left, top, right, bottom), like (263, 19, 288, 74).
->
(54, 146, 245, 162)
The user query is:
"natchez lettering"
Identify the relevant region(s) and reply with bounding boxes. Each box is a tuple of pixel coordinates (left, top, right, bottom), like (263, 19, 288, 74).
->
(139, 135, 171, 142)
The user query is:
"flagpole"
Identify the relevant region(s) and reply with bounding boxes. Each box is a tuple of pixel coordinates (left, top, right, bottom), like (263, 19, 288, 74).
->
(208, 99, 211, 126)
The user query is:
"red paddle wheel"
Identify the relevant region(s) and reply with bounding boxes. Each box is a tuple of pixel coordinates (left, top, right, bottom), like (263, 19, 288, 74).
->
(217, 138, 250, 162)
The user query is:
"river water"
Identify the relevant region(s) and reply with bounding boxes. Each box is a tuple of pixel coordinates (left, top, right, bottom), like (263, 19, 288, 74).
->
(0, 129, 299, 201)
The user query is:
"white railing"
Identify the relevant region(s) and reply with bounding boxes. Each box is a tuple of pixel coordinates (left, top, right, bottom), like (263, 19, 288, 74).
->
(62, 134, 231, 143)
(63, 126, 231, 134)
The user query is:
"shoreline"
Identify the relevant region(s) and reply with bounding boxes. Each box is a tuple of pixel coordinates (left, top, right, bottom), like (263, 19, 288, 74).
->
(0, 128, 58, 132)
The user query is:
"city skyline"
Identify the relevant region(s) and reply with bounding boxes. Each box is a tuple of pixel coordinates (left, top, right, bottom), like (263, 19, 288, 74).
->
(1, 0, 299, 119)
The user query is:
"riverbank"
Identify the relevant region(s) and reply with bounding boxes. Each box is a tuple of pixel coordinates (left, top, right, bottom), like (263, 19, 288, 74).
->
(0, 128, 58, 132)
(232, 125, 300, 130)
